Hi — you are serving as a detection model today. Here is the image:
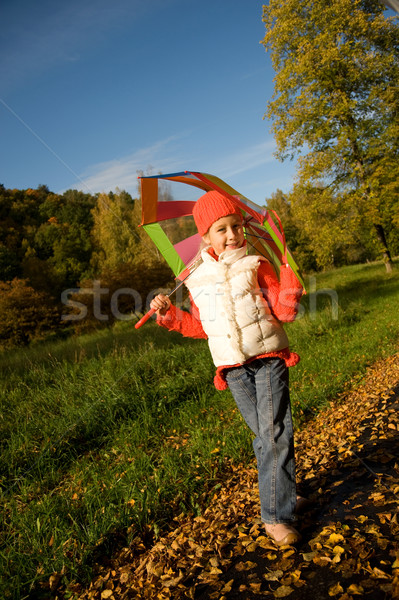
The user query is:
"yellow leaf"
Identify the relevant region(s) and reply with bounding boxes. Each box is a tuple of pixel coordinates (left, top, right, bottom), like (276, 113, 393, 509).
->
(328, 582, 344, 596)
(257, 535, 277, 550)
(357, 515, 368, 523)
(245, 542, 258, 552)
(347, 583, 364, 595)
(209, 557, 219, 567)
(372, 567, 389, 579)
(332, 553, 342, 564)
(273, 585, 294, 598)
(119, 572, 129, 584)
(267, 552, 278, 560)
(313, 556, 332, 566)
(302, 552, 316, 561)
(221, 579, 234, 593)
(264, 569, 283, 581)
(101, 591, 113, 599)
(332, 545, 345, 555)
(392, 557, 399, 569)
(327, 533, 344, 545)
(235, 561, 257, 571)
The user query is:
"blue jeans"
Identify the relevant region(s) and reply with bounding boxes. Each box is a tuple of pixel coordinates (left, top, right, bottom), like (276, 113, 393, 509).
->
(226, 358, 296, 524)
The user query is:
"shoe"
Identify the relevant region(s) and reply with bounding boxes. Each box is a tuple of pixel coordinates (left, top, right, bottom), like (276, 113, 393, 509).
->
(264, 523, 302, 546)
(295, 495, 312, 514)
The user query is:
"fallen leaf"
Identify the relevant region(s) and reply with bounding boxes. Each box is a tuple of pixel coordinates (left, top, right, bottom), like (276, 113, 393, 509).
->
(357, 515, 368, 523)
(313, 556, 332, 566)
(328, 582, 344, 596)
(119, 571, 129, 584)
(264, 569, 283, 581)
(235, 560, 257, 571)
(347, 583, 364, 594)
(372, 567, 390, 579)
(221, 579, 234, 593)
(273, 584, 294, 598)
(327, 533, 344, 545)
(302, 552, 316, 561)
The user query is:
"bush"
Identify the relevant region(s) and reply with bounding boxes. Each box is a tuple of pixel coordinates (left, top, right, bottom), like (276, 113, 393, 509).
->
(0, 278, 61, 348)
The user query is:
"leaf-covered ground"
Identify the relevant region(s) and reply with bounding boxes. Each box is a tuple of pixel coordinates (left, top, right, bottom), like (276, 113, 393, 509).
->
(67, 352, 399, 600)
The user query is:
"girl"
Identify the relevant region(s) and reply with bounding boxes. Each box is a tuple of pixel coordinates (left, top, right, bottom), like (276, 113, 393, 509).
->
(150, 190, 304, 546)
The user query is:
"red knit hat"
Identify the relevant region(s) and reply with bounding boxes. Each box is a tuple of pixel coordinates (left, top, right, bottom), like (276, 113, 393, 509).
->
(192, 190, 242, 236)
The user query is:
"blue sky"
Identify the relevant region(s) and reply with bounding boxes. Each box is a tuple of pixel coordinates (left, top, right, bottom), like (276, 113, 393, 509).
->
(2, 1, 293, 206)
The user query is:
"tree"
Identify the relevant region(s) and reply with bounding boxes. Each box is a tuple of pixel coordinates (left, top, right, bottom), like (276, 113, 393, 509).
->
(90, 190, 145, 272)
(0, 279, 61, 348)
(35, 189, 96, 290)
(0, 244, 21, 281)
(266, 190, 318, 271)
(262, 0, 399, 272)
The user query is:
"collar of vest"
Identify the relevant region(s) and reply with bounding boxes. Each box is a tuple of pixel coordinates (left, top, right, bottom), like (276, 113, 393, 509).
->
(201, 245, 247, 265)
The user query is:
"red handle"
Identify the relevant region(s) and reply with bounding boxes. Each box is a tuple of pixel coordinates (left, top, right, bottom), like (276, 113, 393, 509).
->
(134, 307, 156, 329)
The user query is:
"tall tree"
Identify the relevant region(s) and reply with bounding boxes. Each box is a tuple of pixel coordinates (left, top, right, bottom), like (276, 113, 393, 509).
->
(262, 0, 399, 272)
(90, 190, 144, 272)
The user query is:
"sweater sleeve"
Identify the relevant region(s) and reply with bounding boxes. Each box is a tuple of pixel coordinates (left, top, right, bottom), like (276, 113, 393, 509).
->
(156, 295, 208, 339)
(258, 261, 304, 322)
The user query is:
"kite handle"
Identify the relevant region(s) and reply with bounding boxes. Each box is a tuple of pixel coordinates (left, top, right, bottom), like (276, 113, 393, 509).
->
(134, 307, 156, 329)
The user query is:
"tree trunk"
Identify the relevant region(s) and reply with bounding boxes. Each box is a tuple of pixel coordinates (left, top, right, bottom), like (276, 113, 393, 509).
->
(374, 223, 393, 273)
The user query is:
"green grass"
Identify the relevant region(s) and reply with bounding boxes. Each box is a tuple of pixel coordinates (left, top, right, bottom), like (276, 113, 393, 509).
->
(1, 259, 399, 599)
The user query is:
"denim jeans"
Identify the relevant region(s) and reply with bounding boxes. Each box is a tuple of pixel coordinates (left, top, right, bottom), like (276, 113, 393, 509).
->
(226, 357, 296, 524)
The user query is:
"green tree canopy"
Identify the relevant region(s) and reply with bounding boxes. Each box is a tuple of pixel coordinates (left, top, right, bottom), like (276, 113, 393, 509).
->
(90, 190, 145, 272)
(262, 0, 399, 271)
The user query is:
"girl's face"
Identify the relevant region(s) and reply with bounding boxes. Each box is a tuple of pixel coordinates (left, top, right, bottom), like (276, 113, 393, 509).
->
(203, 213, 245, 256)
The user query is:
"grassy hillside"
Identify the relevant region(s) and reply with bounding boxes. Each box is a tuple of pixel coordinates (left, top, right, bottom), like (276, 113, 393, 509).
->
(1, 259, 398, 599)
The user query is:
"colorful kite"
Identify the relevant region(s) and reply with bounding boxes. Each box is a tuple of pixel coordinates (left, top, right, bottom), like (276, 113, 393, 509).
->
(380, 0, 399, 12)
(135, 171, 304, 328)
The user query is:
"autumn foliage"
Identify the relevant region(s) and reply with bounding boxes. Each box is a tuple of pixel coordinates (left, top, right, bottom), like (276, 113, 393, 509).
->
(0, 278, 61, 346)
(0, 185, 175, 347)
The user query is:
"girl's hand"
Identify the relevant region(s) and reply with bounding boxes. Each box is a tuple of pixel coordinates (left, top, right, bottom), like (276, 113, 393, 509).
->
(150, 294, 171, 316)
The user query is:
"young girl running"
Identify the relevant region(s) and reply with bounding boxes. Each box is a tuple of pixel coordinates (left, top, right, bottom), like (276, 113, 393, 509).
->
(150, 190, 304, 546)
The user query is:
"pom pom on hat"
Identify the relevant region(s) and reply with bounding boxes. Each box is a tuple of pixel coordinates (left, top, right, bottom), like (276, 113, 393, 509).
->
(192, 190, 242, 236)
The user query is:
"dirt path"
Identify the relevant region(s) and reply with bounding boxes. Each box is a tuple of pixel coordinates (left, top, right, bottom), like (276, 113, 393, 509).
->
(70, 352, 399, 600)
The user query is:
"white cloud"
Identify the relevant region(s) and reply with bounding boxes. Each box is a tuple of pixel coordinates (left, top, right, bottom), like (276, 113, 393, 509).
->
(66, 134, 187, 195)
(68, 137, 279, 200)
(213, 140, 277, 179)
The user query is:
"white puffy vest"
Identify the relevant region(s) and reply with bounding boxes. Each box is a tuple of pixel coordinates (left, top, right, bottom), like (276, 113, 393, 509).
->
(185, 246, 289, 367)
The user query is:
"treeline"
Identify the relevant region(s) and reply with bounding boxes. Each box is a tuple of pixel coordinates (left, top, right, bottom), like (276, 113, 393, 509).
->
(0, 182, 397, 350)
(266, 188, 399, 273)
(0, 185, 173, 348)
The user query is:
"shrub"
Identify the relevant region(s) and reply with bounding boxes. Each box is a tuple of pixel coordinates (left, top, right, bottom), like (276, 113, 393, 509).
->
(0, 278, 61, 348)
